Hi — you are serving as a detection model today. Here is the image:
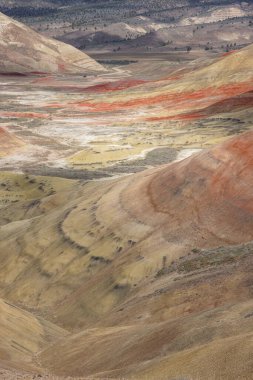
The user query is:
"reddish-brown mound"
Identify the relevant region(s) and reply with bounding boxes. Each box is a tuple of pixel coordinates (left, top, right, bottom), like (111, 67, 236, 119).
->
(81, 79, 146, 93)
(195, 90, 253, 117)
(116, 131, 253, 251)
(149, 131, 253, 242)
(148, 90, 253, 121)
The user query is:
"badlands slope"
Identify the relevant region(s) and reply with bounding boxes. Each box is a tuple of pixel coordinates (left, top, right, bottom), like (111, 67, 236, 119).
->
(0, 131, 253, 378)
(0, 12, 104, 74)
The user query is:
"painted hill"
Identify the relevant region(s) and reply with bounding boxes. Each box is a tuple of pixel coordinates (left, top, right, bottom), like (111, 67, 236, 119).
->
(49, 131, 253, 329)
(0, 131, 253, 378)
(0, 11, 105, 74)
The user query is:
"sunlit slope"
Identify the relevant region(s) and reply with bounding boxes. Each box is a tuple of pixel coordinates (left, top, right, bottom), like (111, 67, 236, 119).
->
(0, 132, 252, 332)
(0, 12, 105, 74)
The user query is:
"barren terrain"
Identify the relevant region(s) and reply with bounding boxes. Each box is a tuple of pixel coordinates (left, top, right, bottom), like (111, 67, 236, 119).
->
(1, 8, 253, 380)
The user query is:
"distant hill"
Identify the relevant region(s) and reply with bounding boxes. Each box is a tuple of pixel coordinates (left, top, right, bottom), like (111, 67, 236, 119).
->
(2, 0, 253, 54)
(0, 11, 105, 74)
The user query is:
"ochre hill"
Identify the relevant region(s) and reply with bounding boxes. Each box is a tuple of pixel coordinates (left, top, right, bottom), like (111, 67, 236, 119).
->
(0, 132, 253, 378)
(0, 12, 105, 74)
(1, 132, 253, 321)
(39, 131, 253, 379)
(37, 132, 253, 380)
